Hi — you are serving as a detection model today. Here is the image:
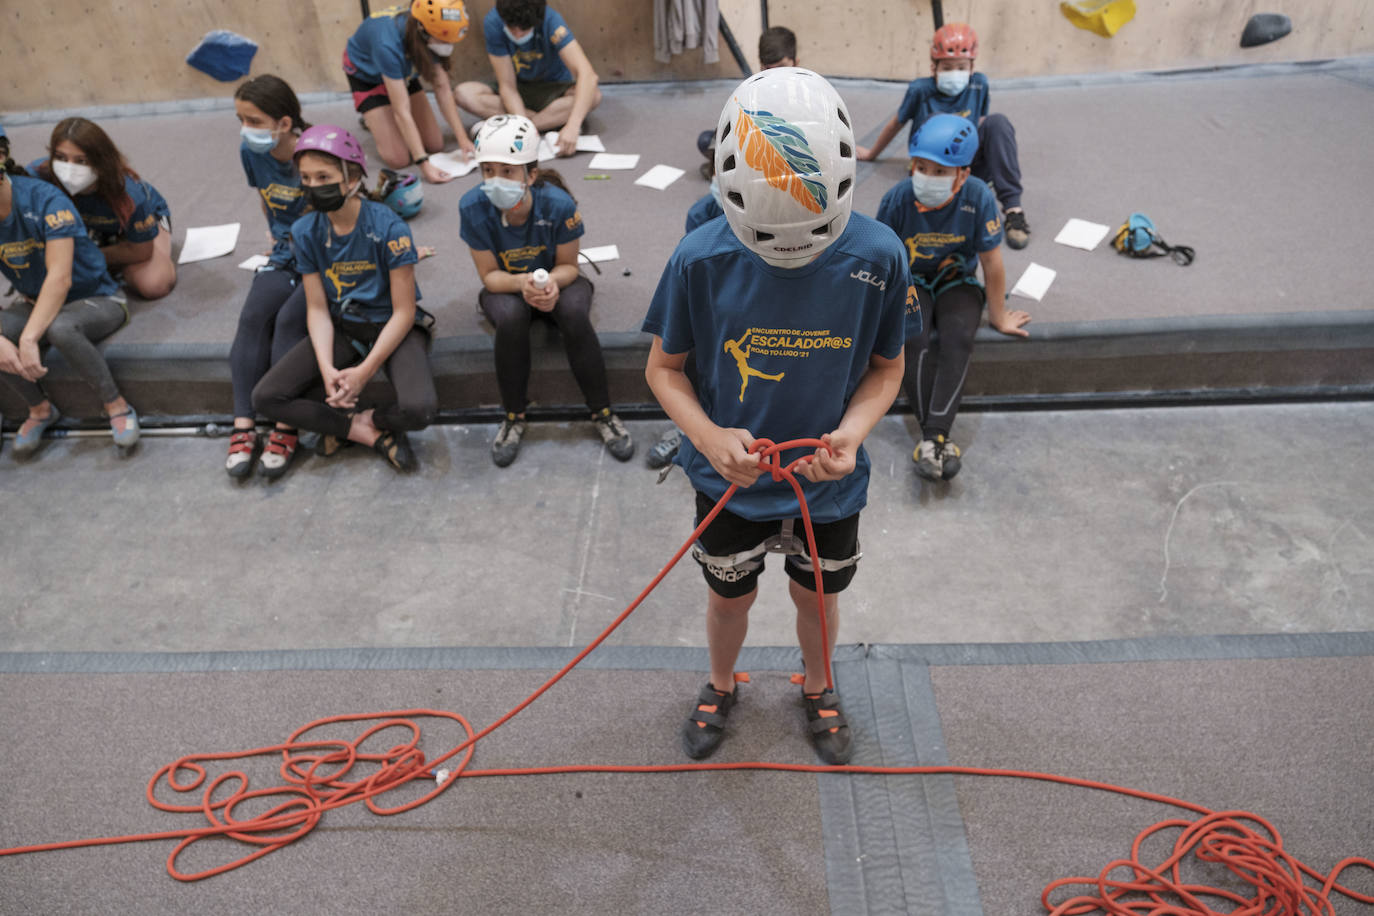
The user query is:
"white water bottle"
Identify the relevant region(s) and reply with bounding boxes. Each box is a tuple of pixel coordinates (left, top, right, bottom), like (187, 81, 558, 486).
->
(531, 268, 550, 289)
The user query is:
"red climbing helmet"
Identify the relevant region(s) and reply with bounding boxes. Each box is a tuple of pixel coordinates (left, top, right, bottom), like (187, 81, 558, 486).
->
(931, 23, 978, 60)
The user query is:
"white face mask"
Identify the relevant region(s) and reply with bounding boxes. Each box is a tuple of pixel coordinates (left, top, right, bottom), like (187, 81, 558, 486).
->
(708, 176, 722, 207)
(427, 39, 455, 55)
(503, 25, 535, 45)
(910, 171, 957, 208)
(936, 69, 970, 96)
(53, 159, 98, 194)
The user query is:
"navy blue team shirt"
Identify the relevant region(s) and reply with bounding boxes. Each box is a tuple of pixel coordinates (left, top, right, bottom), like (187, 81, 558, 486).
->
(0, 175, 120, 302)
(875, 175, 1002, 281)
(28, 158, 168, 249)
(240, 143, 306, 270)
(458, 182, 584, 273)
(483, 7, 576, 83)
(290, 199, 421, 324)
(644, 215, 913, 523)
(895, 72, 990, 144)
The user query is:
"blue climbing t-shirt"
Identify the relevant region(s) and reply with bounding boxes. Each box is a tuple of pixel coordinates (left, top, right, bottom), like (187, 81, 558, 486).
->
(28, 158, 169, 248)
(345, 7, 416, 82)
(483, 7, 576, 83)
(684, 193, 724, 235)
(895, 72, 990, 144)
(240, 143, 306, 270)
(458, 182, 584, 273)
(876, 175, 1002, 284)
(643, 214, 913, 523)
(290, 199, 421, 323)
(0, 175, 120, 302)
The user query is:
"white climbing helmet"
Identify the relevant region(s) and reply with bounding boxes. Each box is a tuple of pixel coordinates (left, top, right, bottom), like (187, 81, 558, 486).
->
(474, 114, 539, 166)
(713, 67, 856, 268)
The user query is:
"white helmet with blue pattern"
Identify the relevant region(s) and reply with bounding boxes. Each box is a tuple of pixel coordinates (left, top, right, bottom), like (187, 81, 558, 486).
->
(713, 68, 856, 268)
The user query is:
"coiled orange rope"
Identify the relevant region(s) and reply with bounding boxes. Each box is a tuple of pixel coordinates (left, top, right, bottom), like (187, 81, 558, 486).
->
(2, 439, 1370, 912)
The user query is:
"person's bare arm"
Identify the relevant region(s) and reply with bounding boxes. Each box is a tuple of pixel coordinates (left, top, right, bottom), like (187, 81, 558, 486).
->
(857, 117, 902, 161)
(489, 54, 525, 116)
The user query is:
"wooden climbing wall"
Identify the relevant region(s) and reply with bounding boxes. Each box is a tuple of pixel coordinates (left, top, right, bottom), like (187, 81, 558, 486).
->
(2, 0, 1370, 113)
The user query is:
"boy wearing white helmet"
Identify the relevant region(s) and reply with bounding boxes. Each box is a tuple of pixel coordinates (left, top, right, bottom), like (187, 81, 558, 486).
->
(644, 69, 914, 765)
(460, 114, 633, 466)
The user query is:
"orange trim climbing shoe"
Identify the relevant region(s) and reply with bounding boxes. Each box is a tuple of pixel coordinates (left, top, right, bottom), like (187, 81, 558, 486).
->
(681, 682, 737, 759)
(802, 688, 853, 765)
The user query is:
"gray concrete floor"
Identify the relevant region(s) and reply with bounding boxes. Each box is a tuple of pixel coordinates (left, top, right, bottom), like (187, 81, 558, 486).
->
(2, 402, 1371, 655)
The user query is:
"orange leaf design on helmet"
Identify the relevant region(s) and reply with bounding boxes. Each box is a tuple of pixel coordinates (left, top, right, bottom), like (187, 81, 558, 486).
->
(735, 107, 825, 215)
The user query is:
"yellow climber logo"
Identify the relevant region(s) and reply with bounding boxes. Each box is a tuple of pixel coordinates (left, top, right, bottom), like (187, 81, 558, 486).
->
(324, 259, 373, 298)
(724, 329, 785, 402)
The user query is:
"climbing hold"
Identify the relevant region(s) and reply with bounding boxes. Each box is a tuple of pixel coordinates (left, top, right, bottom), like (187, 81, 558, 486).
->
(186, 30, 259, 82)
(1241, 13, 1293, 48)
(1061, 0, 1137, 38)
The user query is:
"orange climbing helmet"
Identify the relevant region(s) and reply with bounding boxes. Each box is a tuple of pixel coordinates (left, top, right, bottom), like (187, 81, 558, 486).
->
(931, 22, 978, 60)
(411, 0, 470, 43)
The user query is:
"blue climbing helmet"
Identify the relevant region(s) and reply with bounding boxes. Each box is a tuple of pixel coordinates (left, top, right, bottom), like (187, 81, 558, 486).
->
(909, 113, 979, 167)
(376, 168, 423, 219)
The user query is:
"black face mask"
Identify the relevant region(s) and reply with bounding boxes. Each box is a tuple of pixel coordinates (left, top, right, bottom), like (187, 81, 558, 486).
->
(305, 182, 348, 213)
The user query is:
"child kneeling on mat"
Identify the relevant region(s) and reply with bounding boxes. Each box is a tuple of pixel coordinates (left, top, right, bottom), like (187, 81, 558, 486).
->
(644, 69, 911, 765)
(876, 114, 1029, 482)
(252, 125, 436, 473)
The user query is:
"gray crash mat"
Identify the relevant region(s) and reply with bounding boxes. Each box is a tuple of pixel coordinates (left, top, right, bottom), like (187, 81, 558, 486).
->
(3, 636, 1372, 915)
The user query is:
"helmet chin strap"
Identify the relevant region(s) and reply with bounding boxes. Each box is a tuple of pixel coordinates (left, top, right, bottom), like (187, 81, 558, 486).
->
(760, 252, 819, 270)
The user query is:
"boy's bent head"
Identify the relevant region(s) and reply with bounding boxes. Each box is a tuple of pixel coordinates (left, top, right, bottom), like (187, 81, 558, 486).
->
(713, 68, 856, 269)
(496, 0, 545, 30)
(759, 26, 797, 69)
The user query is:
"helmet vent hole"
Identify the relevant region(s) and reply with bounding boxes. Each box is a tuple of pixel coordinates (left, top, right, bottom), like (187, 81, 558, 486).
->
(836, 108, 850, 129)
(726, 191, 744, 208)
(719, 121, 732, 143)
(839, 141, 852, 159)
(811, 221, 830, 237)
(755, 230, 775, 242)
(837, 178, 852, 199)
(721, 154, 737, 173)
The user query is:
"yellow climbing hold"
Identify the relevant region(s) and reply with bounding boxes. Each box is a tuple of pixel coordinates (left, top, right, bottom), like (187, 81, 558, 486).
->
(1061, 0, 1137, 38)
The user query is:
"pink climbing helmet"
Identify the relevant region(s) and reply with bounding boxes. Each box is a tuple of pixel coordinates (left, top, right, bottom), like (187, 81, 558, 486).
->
(294, 125, 368, 176)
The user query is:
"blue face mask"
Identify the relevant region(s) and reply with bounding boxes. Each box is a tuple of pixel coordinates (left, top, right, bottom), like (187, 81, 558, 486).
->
(240, 125, 277, 154)
(503, 24, 535, 45)
(481, 176, 528, 211)
(935, 69, 970, 96)
(910, 171, 956, 208)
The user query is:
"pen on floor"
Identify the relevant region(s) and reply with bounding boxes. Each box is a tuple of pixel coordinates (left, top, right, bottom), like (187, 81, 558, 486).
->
(584, 174, 611, 180)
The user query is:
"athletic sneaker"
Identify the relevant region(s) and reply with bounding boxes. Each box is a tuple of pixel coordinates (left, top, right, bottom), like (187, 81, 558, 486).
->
(645, 427, 681, 469)
(1004, 209, 1031, 249)
(681, 682, 737, 759)
(491, 412, 526, 467)
(592, 408, 634, 461)
(914, 438, 943, 481)
(939, 437, 963, 480)
(802, 688, 853, 765)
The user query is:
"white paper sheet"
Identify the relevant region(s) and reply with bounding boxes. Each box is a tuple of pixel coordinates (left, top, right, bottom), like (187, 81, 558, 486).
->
(1010, 262, 1057, 301)
(587, 153, 639, 170)
(178, 223, 240, 264)
(237, 254, 271, 271)
(1053, 218, 1111, 251)
(537, 133, 607, 161)
(633, 164, 685, 190)
(428, 150, 478, 178)
(579, 244, 620, 263)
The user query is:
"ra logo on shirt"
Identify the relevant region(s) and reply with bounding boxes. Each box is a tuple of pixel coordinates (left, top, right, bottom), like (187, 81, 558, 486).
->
(551, 25, 568, 44)
(387, 236, 412, 257)
(734, 106, 827, 214)
(564, 211, 582, 231)
(44, 209, 76, 230)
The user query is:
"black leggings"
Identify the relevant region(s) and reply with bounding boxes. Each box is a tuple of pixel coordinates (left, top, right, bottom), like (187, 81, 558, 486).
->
(904, 283, 984, 440)
(478, 275, 609, 414)
(251, 322, 437, 440)
(229, 269, 308, 418)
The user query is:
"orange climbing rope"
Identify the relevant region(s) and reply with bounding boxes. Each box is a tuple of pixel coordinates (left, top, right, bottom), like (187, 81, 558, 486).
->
(2, 439, 1370, 913)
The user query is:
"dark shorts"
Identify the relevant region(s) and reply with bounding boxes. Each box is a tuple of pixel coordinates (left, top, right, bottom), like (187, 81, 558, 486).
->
(692, 491, 861, 599)
(348, 71, 425, 114)
(485, 79, 576, 113)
